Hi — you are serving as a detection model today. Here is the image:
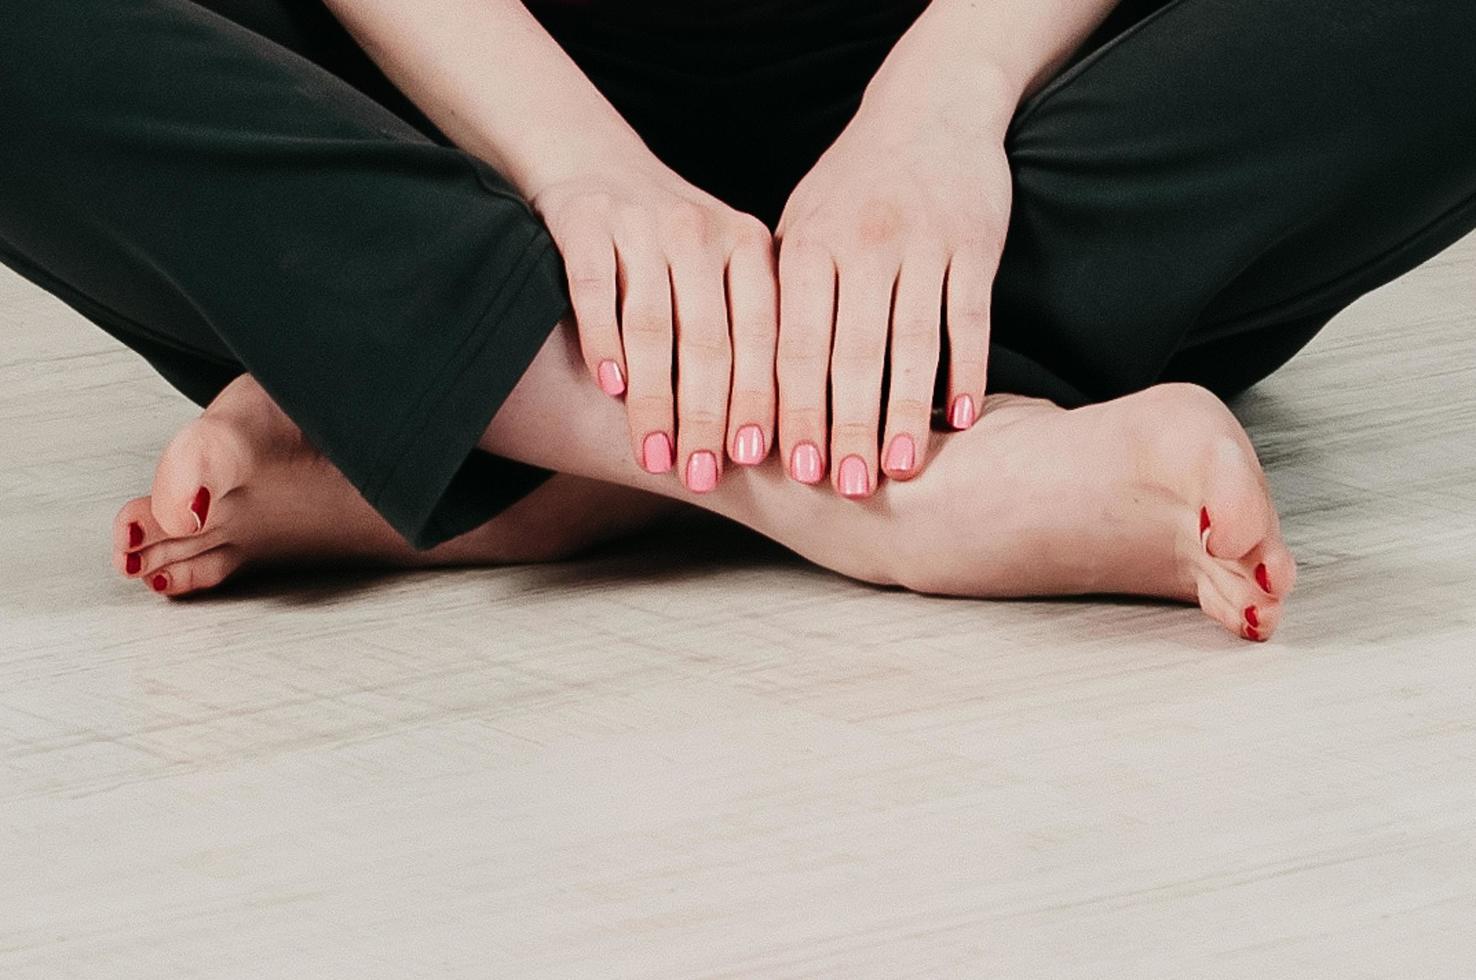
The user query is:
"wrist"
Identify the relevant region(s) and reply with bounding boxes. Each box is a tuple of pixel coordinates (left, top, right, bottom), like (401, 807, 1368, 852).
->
(860, 34, 1022, 141)
(505, 125, 657, 204)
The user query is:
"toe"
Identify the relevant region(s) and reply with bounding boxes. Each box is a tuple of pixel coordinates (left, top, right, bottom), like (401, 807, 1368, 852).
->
(1199, 435, 1273, 561)
(113, 497, 166, 565)
(150, 415, 254, 538)
(128, 532, 226, 579)
(146, 546, 244, 598)
(1198, 561, 1282, 642)
(1249, 539, 1298, 600)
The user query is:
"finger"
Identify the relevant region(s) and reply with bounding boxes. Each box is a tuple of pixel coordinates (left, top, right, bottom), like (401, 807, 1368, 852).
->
(827, 258, 895, 499)
(561, 232, 626, 397)
(724, 219, 778, 467)
(943, 240, 1000, 430)
(882, 257, 944, 481)
(614, 229, 675, 474)
(776, 238, 835, 485)
(669, 244, 732, 494)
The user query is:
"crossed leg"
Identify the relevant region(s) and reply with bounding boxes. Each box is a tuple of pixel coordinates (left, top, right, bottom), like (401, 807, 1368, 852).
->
(114, 318, 1294, 641)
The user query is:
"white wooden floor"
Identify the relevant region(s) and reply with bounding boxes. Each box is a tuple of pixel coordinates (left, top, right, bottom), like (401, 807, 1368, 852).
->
(2, 236, 1474, 979)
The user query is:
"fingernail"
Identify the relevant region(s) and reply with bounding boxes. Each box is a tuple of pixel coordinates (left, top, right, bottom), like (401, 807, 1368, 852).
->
(1244, 605, 1260, 629)
(948, 394, 976, 430)
(732, 424, 765, 465)
(125, 552, 141, 575)
(190, 487, 210, 533)
(597, 360, 625, 397)
(1199, 506, 1213, 556)
(641, 432, 673, 474)
(150, 573, 168, 593)
(1255, 562, 1271, 593)
(128, 521, 144, 549)
(685, 451, 718, 493)
(1245, 624, 1261, 642)
(884, 434, 915, 474)
(790, 442, 823, 484)
(838, 455, 870, 498)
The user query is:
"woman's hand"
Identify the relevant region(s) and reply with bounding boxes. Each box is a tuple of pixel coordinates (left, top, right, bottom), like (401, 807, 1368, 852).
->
(532, 166, 778, 492)
(774, 67, 1015, 497)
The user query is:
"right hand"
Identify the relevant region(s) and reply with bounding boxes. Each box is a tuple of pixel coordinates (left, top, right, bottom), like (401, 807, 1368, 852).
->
(531, 166, 778, 493)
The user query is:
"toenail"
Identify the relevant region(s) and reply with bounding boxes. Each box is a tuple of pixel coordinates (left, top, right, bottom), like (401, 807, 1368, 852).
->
(128, 522, 144, 549)
(1245, 624, 1261, 642)
(1255, 562, 1271, 593)
(150, 573, 168, 592)
(1244, 605, 1260, 629)
(1199, 507, 1213, 555)
(125, 552, 141, 575)
(190, 487, 211, 532)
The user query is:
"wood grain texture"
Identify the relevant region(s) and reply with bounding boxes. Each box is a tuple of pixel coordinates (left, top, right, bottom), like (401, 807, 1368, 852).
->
(1, 235, 1474, 979)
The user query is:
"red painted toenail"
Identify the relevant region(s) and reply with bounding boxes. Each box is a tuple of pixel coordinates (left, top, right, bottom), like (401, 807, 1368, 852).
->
(1245, 625, 1261, 642)
(125, 552, 141, 575)
(151, 574, 168, 593)
(1255, 562, 1271, 593)
(1244, 605, 1260, 629)
(128, 522, 144, 549)
(1199, 507, 1214, 555)
(190, 487, 210, 532)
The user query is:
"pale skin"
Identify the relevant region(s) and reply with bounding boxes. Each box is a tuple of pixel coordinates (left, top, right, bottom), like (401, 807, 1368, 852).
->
(109, 0, 1298, 641)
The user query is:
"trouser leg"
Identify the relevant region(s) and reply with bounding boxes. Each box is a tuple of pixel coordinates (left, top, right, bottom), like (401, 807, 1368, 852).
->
(0, 0, 570, 548)
(991, 0, 1476, 404)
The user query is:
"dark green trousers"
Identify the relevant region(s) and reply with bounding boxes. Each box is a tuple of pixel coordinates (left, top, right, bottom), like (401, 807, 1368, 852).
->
(2, 0, 1473, 548)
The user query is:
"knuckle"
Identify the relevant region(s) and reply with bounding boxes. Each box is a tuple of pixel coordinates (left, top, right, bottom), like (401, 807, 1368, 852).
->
(891, 317, 941, 347)
(780, 401, 826, 420)
(665, 203, 712, 244)
(948, 301, 992, 327)
(622, 313, 672, 340)
(677, 335, 733, 361)
(831, 419, 879, 439)
(854, 199, 905, 247)
(624, 392, 673, 415)
(779, 233, 830, 266)
(676, 408, 726, 429)
(831, 347, 887, 372)
(729, 214, 773, 249)
(729, 386, 775, 408)
(776, 340, 830, 366)
(886, 396, 935, 419)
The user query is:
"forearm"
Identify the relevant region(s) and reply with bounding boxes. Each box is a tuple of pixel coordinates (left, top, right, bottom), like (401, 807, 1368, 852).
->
(322, 0, 654, 198)
(865, 0, 1123, 128)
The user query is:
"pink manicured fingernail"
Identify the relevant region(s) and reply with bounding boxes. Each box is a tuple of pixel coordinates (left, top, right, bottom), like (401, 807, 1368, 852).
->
(838, 455, 870, 498)
(597, 360, 625, 397)
(685, 451, 718, 493)
(790, 442, 823, 484)
(884, 434, 915, 474)
(641, 432, 673, 474)
(949, 394, 976, 430)
(732, 424, 765, 465)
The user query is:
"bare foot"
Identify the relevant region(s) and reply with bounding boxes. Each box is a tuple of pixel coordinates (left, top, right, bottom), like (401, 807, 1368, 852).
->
(878, 383, 1297, 641)
(111, 374, 677, 597)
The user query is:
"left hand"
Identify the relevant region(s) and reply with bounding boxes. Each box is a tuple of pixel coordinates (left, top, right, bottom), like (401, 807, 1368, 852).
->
(774, 73, 1014, 497)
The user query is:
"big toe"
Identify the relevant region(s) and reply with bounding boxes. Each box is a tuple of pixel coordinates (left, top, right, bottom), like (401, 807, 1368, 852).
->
(1199, 435, 1274, 562)
(150, 415, 254, 538)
